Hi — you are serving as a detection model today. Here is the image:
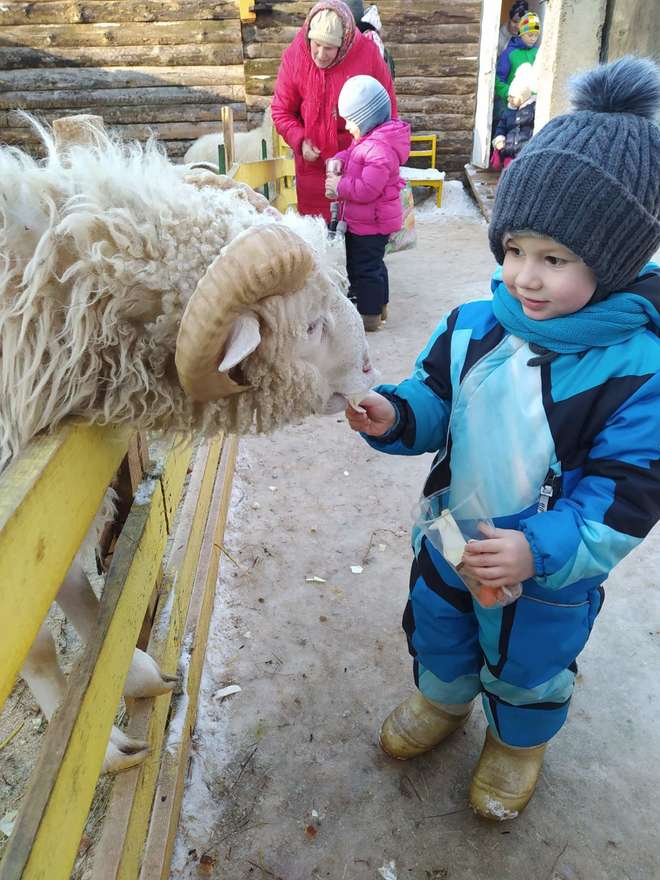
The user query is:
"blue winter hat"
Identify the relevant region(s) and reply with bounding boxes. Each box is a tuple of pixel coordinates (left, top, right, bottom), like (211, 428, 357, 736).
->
(489, 55, 660, 292)
(338, 75, 391, 136)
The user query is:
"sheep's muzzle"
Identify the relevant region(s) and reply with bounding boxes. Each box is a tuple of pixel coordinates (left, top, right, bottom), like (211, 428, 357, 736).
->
(175, 223, 315, 402)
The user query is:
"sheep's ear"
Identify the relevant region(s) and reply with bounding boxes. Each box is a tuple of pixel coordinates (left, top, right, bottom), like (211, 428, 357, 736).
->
(217, 313, 261, 372)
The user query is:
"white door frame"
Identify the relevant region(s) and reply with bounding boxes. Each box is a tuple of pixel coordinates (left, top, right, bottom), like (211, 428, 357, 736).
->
(471, 0, 502, 168)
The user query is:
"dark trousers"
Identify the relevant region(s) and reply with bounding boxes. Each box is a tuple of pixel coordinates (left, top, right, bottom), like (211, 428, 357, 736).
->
(345, 231, 389, 316)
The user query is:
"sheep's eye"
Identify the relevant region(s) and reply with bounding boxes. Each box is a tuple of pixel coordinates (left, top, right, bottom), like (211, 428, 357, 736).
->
(307, 318, 325, 336)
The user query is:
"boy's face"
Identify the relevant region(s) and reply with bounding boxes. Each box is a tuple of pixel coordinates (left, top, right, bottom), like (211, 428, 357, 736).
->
(520, 30, 539, 47)
(502, 233, 597, 320)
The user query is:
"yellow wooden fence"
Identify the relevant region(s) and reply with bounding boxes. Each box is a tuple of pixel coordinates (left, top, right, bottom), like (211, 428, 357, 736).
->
(0, 426, 237, 880)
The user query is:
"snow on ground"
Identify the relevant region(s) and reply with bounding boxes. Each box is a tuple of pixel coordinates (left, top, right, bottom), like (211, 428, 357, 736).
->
(415, 180, 483, 222)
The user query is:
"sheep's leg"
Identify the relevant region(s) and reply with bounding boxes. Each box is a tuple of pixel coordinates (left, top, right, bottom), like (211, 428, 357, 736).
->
(52, 559, 178, 772)
(20, 622, 149, 771)
(20, 623, 67, 721)
(56, 559, 178, 698)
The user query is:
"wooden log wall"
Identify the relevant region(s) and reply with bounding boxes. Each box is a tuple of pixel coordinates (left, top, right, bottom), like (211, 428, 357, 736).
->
(243, 0, 481, 175)
(0, 0, 247, 158)
(0, 0, 480, 170)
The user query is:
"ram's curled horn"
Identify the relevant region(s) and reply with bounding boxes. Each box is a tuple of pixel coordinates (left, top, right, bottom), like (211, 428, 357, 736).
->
(175, 224, 316, 402)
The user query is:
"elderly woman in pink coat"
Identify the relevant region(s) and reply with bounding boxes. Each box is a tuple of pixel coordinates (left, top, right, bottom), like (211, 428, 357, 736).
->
(271, 0, 396, 222)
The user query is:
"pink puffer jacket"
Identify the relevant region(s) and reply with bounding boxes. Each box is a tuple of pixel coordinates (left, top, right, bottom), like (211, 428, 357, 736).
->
(335, 119, 411, 236)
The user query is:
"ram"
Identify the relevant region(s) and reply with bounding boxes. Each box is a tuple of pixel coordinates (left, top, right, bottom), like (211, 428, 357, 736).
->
(1, 120, 374, 771)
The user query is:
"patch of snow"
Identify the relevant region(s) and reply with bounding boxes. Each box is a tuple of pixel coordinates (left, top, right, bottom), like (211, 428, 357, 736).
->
(482, 797, 519, 820)
(379, 860, 398, 880)
(415, 179, 483, 222)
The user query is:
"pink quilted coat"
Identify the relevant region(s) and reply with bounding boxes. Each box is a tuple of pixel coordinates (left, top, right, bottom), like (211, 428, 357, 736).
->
(271, 0, 397, 221)
(334, 119, 411, 236)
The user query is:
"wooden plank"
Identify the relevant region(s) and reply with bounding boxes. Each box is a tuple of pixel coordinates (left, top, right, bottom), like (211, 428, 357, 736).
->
(0, 43, 244, 68)
(231, 155, 294, 190)
(0, 65, 245, 91)
(239, 0, 256, 23)
(1, 102, 246, 127)
(397, 94, 476, 114)
(0, 424, 129, 711)
(0, 441, 191, 880)
(1, 119, 239, 144)
(0, 0, 240, 25)
(0, 84, 244, 110)
(394, 75, 477, 96)
(464, 163, 499, 222)
(93, 438, 223, 880)
(139, 434, 238, 880)
(0, 20, 242, 49)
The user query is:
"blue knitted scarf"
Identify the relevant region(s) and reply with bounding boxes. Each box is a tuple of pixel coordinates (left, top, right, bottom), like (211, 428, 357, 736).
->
(491, 264, 660, 353)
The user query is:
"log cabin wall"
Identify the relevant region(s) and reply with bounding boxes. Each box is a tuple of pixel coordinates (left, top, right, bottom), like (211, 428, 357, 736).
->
(0, 0, 247, 159)
(0, 0, 480, 172)
(243, 0, 481, 176)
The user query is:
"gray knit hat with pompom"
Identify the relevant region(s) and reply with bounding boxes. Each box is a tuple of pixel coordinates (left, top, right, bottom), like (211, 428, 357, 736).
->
(489, 55, 660, 292)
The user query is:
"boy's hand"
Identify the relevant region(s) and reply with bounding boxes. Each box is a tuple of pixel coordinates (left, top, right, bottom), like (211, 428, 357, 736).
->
(345, 391, 396, 437)
(461, 523, 535, 587)
(302, 139, 321, 162)
(325, 172, 341, 197)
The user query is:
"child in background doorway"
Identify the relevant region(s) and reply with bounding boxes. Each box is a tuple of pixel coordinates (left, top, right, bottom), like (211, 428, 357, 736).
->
(345, 56, 660, 820)
(491, 62, 537, 170)
(325, 75, 410, 332)
(494, 11, 540, 124)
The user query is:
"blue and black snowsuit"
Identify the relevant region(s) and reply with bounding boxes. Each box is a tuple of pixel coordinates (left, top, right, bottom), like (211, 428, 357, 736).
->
(366, 268, 660, 747)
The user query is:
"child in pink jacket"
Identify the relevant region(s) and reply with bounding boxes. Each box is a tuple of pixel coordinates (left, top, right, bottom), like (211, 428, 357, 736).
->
(325, 75, 410, 331)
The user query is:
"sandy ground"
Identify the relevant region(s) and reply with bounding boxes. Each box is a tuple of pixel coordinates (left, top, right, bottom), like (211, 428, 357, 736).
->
(170, 185, 660, 880)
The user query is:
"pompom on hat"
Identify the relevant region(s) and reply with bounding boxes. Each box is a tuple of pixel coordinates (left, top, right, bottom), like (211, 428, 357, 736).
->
(308, 9, 344, 47)
(489, 55, 660, 293)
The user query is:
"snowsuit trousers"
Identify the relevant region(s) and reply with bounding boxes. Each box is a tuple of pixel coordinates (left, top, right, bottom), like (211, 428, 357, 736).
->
(345, 231, 389, 317)
(404, 538, 605, 747)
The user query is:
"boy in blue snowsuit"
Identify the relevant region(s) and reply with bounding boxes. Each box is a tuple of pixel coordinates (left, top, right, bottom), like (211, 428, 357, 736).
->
(346, 56, 660, 820)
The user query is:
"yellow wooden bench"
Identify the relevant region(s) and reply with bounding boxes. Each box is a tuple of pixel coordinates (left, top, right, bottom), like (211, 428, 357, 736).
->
(401, 133, 444, 208)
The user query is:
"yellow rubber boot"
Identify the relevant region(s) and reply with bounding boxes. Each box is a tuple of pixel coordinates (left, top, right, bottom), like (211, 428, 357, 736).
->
(469, 728, 547, 820)
(379, 691, 472, 760)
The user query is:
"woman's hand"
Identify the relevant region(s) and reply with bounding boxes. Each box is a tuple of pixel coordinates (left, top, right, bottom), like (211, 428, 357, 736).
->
(461, 523, 535, 588)
(302, 139, 321, 162)
(345, 391, 397, 437)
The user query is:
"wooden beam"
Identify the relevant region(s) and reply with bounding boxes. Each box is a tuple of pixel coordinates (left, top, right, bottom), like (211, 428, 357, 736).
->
(0, 66, 246, 91)
(0, 0, 240, 26)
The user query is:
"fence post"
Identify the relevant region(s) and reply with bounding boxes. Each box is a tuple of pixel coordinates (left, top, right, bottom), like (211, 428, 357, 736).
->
(221, 105, 235, 170)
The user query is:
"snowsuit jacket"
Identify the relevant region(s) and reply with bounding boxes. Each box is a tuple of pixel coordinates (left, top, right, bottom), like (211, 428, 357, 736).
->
(495, 100, 536, 159)
(271, 11, 397, 222)
(333, 119, 410, 236)
(363, 267, 660, 747)
(495, 38, 538, 100)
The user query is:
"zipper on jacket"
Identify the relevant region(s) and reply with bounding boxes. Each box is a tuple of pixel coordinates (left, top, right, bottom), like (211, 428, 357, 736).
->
(425, 335, 512, 486)
(537, 468, 562, 512)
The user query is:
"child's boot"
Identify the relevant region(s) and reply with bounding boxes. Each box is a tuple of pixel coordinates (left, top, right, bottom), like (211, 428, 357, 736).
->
(379, 691, 472, 760)
(469, 727, 547, 820)
(380, 303, 388, 322)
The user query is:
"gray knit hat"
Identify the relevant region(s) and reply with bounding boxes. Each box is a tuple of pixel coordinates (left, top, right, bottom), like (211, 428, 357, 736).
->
(338, 74, 391, 136)
(489, 55, 660, 293)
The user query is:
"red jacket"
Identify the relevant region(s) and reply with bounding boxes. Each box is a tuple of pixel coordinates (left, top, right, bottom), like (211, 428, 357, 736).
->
(271, 3, 397, 221)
